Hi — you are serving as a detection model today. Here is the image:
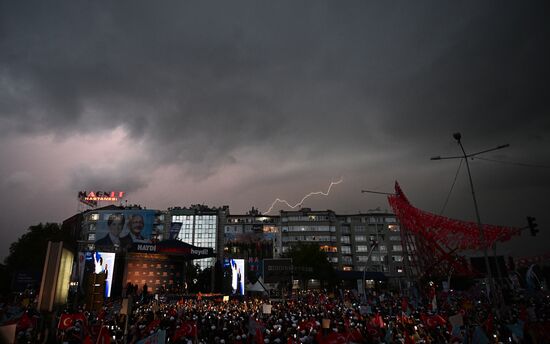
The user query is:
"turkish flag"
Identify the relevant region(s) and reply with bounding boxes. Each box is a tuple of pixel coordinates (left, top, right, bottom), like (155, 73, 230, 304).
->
(96, 326, 111, 344)
(17, 313, 36, 331)
(371, 313, 385, 328)
(420, 313, 446, 329)
(173, 321, 197, 341)
(322, 332, 348, 344)
(298, 319, 318, 331)
(146, 319, 161, 333)
(346, 329, 364, 342)
(401, 297, 409, 312)
(404, 331, 416, 344)
(58, 313, 87, 330)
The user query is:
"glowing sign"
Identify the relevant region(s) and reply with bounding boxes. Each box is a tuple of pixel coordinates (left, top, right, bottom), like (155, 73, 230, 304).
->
(78, 191, 125, 202)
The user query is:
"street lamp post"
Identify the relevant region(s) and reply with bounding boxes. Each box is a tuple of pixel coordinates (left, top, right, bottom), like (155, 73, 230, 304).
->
(361, 240, 378, 303)
(431, 132, 509, 304)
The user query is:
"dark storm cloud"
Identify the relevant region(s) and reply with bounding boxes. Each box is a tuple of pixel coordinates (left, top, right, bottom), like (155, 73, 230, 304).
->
(68, 164, 151, 194)
(1, 1, 549, 258)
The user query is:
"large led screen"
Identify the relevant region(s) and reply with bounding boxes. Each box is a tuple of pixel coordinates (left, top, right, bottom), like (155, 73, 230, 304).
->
(80, 251, 116, 298)
(94, 252, 116, 298)
(225, 259, 245, 295)
(94, 210, 156, 249)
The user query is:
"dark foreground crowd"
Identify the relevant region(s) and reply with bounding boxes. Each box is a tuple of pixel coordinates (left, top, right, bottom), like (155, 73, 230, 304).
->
(2, 282, 550, 344)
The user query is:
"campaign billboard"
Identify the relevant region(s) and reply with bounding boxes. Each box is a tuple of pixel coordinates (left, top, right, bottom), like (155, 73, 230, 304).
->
(94, 210, 156, 249)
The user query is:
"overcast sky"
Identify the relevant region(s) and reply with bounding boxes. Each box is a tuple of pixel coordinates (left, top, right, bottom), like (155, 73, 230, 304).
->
(1, 1, 549, 260)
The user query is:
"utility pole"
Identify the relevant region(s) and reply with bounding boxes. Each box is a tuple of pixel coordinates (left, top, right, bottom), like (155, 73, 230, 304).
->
(361, 240, 378, 303)
(431, 132, 509, 304)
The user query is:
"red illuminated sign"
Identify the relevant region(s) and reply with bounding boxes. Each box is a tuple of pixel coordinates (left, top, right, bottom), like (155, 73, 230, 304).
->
(78, 191, 125, 202)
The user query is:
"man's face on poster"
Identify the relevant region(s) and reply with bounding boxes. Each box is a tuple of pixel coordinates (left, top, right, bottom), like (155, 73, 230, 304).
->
(129, 215, 144, 235)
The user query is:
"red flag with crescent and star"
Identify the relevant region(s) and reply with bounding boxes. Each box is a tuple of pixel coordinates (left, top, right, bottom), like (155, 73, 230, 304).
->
(58, 313, 87, 330)
(173, 321, 197, 341)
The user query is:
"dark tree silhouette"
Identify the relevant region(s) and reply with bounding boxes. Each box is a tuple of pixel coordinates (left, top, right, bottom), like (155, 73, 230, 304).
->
(283, 243, 337, 289)
(4, 222, 72, 273)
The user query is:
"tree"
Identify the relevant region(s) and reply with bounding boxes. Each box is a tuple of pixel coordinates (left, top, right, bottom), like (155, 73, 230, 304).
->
(283, 243, 337, 289)
(4, 222, 72, 272)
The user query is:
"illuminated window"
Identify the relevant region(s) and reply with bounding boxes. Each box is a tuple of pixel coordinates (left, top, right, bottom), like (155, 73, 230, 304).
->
(320, 245, 338, 253)
(392, 255, 403, 262)
(355, 235, 367, 242)
(341, 246, 351, 254)
(388, 224, 400, 232)
(343, 266, 352, 271)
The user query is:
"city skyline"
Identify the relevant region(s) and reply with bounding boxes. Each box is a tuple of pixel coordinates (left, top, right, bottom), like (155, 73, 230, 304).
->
(1, 1, 549, 260)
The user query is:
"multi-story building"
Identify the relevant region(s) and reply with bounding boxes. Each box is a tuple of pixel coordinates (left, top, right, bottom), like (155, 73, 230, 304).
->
(166, 204, 229, 270)
(222, 207, 281, 279)
(278, 208, 407, 284)
(336, 211, 406, 282)
(66, 203, 409, 295)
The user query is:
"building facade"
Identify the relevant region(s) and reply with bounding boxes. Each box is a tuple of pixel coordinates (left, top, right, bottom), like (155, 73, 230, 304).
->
(68, 204, 409, 294)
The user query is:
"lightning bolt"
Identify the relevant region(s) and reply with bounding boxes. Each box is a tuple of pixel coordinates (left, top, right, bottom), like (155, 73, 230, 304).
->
(263, 178, 344, 214)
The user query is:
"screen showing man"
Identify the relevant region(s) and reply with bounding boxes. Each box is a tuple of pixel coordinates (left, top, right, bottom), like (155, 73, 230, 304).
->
(120, 214, 150, 248)
(230, 259, 245, 296)
(95, 213, 125, 247)
(94, 252, 116, 298)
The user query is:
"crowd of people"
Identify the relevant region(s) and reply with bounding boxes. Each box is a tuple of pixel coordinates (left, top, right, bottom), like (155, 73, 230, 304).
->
(2, 278, 550, 344)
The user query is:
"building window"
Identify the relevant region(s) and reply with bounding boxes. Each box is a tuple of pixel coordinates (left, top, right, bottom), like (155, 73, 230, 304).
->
(341, 246, 351, 254)
(379, 245, 387, 252)
(385, 217, 397, 223)
(390, 235, 401, 241)
(341, 236, 350, 244)
(392, 255, 403, 262)
(320, 245, 338, 253)
(356, 245, 369, 253)
(87, 233, 95, 241)
(392, 245, 403, 251)
(355, 226, 366, 232)
(355, 235, 367, 242)
(388, 224, 400, 232)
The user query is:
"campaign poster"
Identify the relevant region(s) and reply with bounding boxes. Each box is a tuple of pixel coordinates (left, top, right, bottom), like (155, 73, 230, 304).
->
(94, 210, 156, 249)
